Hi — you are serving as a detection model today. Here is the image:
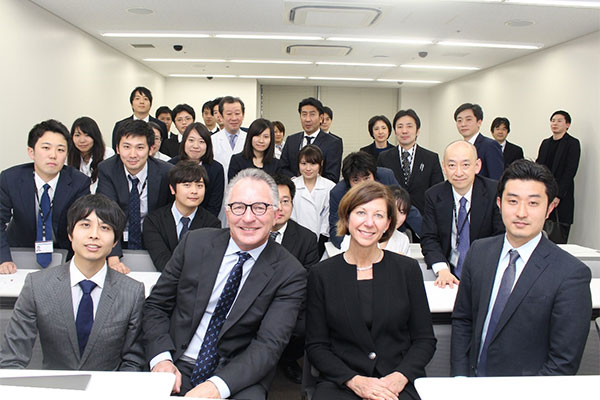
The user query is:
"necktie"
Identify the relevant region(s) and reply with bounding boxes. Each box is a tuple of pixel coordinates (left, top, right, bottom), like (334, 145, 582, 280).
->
(228, 133, 237, 150)
(455, 197, 470, 278)
(128, 176, 142, 249)
(190, 251, 252, 386)
(269, 231, 280, 241)
(401, 150, 411, 186)
(179, 216, 190, 241)
(76, 280, 97, 355)
(478, 249, 520, 376)
(303, 136, 314, 148)
(36, 184, 52, 268)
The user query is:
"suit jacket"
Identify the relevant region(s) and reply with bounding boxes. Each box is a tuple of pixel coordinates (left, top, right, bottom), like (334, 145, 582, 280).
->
(420, 176, 505, 271)
(162, 132, 181, 158)
(536, 133, 580, 224)
(279, 130, 343, 182)
(111, 115, 168, 153)
(212, 129, 247, 181)
(143, 203, 221, 271)
(0, 164, 90, 263)
(502, 141, 524, 168)
(377, 145, 444, 214)
(306, 252, 436, 397)
(142, 228, 306, 395)
(0, 263, 145, 370)
(227, 153, 280, 182)
(360, 142, 394, 162)
(474, 134, 504, 180)
(279, 219, 319, 269)
(451, 235, 592, 376)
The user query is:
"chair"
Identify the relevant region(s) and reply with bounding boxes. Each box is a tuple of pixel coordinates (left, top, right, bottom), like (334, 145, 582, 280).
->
(120, 249, 158, 272)
(10, 247, 68, 269)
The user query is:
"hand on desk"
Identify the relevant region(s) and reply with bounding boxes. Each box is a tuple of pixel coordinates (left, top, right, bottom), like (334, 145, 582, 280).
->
(0, 261, 17, 274)
(184, 381, 220, 398)
(434, 269, 459, 289)
(107, 256, 131, 274)
(346, 375, 399, 400)
(152, 360, 182, 394)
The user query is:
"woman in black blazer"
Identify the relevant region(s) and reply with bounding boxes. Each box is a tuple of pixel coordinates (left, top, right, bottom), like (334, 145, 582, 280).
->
(359, 115, 395, 162)
(306, 181, 436, 400)
(228, 118, 280, 181)
(168, 122, 224, 217)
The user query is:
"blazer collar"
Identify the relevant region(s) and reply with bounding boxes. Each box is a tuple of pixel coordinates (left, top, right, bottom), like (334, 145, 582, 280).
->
(469, 176, 490, 238)
(54, 263, 81, 360)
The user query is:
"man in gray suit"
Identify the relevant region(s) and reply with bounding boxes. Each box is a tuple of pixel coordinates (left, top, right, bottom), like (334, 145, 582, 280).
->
(144, 168, 306, 399)
(0, 194, 145, 370)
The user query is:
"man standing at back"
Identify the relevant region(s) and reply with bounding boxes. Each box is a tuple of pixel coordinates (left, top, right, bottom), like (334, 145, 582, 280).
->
(451, 160, 591, 376)
(212, 96, 247, 181)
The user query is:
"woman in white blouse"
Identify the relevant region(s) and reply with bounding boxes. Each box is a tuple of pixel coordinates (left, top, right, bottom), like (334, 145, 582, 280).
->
(68, 117, 114, 193)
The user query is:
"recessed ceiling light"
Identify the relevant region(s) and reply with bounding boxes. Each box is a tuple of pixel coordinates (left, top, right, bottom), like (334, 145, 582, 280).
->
(377, 79, 442, 84)
(239, 75, 305, 79)
(438, 41, 541, 50)
(505, 19, 535, 27)
(102, 33, 210, 38)
(401, 64, 479, 71)
(316, 62, 397, 67)
(144, 58, 226, 62)
(327, 37, 433, 45)
(127, 8, 154, 15)
(231, 60, 313, 65)
(308, 77, 374, 81)
(169, 74, 237, 78)
(214, 34, 323, 41)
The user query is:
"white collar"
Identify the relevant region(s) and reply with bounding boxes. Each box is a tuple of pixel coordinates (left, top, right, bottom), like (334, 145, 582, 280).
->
(467, 132, 480, 145)
(225, 236, 268, 260)
(123, 161, 148, 184)
(499, 232, 542, 267)
(451, 185, 473, 207)
(304, 129, 320, 138)
(69, 259, 107, 289)
(34, 171, 60, 193)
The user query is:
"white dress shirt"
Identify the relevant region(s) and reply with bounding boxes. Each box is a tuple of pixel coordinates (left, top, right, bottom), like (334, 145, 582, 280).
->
(79, 147, 115, 194)
(171, 202, 198, 239)
(34, 172, 60, 241)
(397, 144, 417, 176)
(69, 260, 107, 320)
(271, 222, 287, 244)
(300, 129, 320, 148)
(291, 175, 336, 239)
(123, 162, 149, 240)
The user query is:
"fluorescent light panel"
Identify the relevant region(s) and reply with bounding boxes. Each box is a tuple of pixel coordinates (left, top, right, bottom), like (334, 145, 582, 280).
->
(308, 77, 374, 81)
(401, 64, 479, 71)
(102, 33, 209, 38)
(169, 74, 236, 78)
(377, 79, 442, 84)
(438, 41, 540, 50)
(231, 60, 312, 65)
(316, 62, 397, 67)
(327, 37, 432, 45)
(215, 34, 322, 40)
(144, 58, 226, 62)
(239, 75, 305, 79)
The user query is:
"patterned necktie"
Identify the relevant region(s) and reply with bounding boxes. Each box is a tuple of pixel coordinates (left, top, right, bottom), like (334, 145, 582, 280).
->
(36, 184, 52, 267)
(269, 231, 280, 241)
(190, 251, 252, 386)
(228, 133, 237, 150)
(179, 216, 190, 241)
(401, 150, 411, 186)
(76, 280, 97, 355)
(478, 249, 520, 376)
(127, 176, 142, 249)
(455, 197, 470, 278)
(303, 136, 314, 148)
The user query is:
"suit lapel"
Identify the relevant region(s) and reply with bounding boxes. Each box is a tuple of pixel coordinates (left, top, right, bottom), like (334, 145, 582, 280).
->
(370, 257, 390, 344)
(164, 206, 179, 249)
(113, 160, 130, 212)
(146, 159, 160, 212)
(408, 145, 424, 187)
(469, 177, 487, 240)
(18, 165, 37, 231)
(281, 221, 297, 254)
(340, 260, 376, 349)
(436, 182, 454, 247)
(55, 264, 81, 360)
(387, 147, 403, 183)
(52, 168, 73, 232)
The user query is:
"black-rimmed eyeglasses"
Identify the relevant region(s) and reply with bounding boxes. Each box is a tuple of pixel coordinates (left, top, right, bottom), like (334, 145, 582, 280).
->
(227, 202, 273, 216)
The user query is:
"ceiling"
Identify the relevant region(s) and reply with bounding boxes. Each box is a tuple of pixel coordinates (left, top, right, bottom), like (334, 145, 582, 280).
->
(31, 0, 600, 88)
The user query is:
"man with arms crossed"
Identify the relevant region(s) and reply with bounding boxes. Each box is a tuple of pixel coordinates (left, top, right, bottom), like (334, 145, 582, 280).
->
(451, 160, 591, 376)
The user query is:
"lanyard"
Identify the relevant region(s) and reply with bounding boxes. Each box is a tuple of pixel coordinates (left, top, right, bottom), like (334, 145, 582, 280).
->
(453, 199, 471, 248)
(35, 189, 54, 241)
(130, 176, 148, 194)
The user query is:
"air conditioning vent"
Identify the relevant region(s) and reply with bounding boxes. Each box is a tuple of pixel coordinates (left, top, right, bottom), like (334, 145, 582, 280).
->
(288, 5, 381, 28)
(286, 44, 352, 56)
(131, 43, 155, 49)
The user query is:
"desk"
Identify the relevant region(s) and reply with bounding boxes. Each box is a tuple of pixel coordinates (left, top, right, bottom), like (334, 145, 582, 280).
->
(415, 375, 600, 400)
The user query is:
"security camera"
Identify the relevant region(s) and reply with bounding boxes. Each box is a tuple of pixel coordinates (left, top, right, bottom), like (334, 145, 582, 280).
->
(206, 76, 214, 80)
(173, 45, 183, 52)
(418, 51, 428, 58)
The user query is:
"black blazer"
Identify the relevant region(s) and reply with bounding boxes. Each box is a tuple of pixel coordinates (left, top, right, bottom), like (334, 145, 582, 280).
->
(502, 141, 524, 168)
(279, 219, 319, 269)
(474, 134, 504, 180)
(306, 252, 436, 397)
(536, 133, 580, 224)
(227, 153, 280, 182)
(142, 228, 306, 395)
(162, 132, 181, 158)
(142, 203, 221, 271)
(359, 142, 394, 162)
(111, 115, 168, 153)
(0, 164, 90, 263)
(377, 145, 444, 214)
(451, 235, 592, 376)
(420, 176, 505, 271)
(279, 130, 342, 182)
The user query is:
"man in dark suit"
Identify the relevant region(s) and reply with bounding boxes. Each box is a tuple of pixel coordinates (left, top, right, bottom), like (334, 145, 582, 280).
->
(156, 105, 179, 158)
(421, 141, 504, 288)
(97, 120, 173, 273)
(320, 105, 344, 146)
(143, 161, 221, 271)
(451, 160, 591, 376)
(455, 103, 504, 180)
(279, 98, 343, 182)
(111, 86, 168, 153)
(536, 110, 580, 243)
(377, 108, 444, 214)
(0, 120, 90, 274)
(490, 117, 524, 168)
(143, 169, 306, 399)
(0, 194, 145, 370)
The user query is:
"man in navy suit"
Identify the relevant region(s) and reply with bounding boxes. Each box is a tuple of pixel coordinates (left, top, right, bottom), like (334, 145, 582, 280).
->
(490, 117, 524, 168)
(0, 119, 90, 274)
(97, 119, 173, 273)
(455, 103, 504, 180)
(451, 160, 591, 376)
(279, 98, 343, 182)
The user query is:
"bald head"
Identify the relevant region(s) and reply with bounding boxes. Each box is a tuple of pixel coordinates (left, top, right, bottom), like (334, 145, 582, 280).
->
(442, 140, 482, 195)
(443, 140, 478, 163)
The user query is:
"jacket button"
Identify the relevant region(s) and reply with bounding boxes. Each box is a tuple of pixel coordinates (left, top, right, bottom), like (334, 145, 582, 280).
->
(368, 352, 376, 360)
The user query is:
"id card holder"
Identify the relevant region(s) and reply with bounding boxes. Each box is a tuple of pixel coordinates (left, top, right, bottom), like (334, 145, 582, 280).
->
(123, 231, 129, 242)
(35, 240, 53, 254)
(449, 248, 459, 267)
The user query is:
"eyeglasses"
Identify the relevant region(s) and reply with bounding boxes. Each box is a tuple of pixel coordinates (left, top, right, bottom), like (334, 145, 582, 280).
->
(227, 202, 273, 216)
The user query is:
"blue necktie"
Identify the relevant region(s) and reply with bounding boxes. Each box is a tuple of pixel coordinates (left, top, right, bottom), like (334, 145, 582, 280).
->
(478, 249, 520, 376)
(179, 216, 190, 241)
(36, 184, 52, 268)
(190, 251, 252, 386)
(228, 133, 237, 150)
(76, 280, 97, 355)
(455, 196, 470, 278)
(128, 176, 142, 249)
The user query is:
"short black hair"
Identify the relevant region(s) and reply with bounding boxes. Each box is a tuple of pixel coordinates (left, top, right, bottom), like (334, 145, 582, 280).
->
(243, 118, 275, 163)
(368, 115, 392, 139)
(67, 194, 126, 244)
(298, 144, 323, 174)
(219, 96, 245, 115)
(179, 122, 214, 163)
(272, 174, 296, 200)
(202, 101, 213, 113)
(172, 103, 196, 121)
(342, 152, 377, 185)
(273, 121, 285, 135)
(393, 109, 421, 130)
(491, 117, 510, 133)
(497, 159, 558, 206)
(169, 160, 209, 188)
(115, 120, 155, 148)
(322, 106, 333, 120)
(211, 97, 223, 115)
(550, 110, 571, 124)
(155, 106, 172, 119)
(129, 86, 153, 105)
(28, 119, 71, 148)
(454, 103, 483, 121)
(298, 97, 324, 115)
(388, 185, 411, 214)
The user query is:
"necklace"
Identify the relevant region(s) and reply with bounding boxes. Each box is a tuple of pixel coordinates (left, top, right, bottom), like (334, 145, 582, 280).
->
(356, 265, 373, 271)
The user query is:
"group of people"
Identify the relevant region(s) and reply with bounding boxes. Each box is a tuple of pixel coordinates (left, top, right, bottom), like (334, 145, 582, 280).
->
(0, 85, 591, 400)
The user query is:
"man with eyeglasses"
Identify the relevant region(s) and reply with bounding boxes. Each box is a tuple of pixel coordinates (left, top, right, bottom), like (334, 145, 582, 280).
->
(143, 168, 306, 399)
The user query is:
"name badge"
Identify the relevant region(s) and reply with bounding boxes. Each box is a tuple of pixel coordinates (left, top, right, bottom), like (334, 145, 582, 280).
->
(449, 248, 459, 267)
(123, 231, 129, 242)
(35, 240, 54, 254)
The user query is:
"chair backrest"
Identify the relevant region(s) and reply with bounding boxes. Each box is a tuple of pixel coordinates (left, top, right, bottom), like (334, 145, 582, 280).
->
(10, 247, 68, 269)
(120, 249, 158, 272)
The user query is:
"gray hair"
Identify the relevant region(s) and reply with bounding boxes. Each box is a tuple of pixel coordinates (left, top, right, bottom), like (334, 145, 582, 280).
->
(225, 168, 279, 210)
